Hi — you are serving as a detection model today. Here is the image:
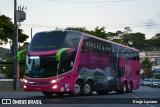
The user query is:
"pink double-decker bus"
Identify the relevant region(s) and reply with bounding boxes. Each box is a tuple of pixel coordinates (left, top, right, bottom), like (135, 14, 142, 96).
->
(23, 30, 140, 96)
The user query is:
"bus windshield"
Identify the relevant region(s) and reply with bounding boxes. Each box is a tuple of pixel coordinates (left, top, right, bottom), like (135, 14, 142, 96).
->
(29, 31, 81, 51)
(25, 30, 82, 78)
(25, 55, 58, 78)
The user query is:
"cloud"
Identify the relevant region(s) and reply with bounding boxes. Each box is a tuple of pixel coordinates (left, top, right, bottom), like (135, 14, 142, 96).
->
(144, 18, 159, 30)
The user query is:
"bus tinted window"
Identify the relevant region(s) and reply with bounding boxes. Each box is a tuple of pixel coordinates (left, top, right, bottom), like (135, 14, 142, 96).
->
(63, 32, 81, 49)
(29, 31, 66, 51)
(29, 31, 82, 51)
(82, 36, 112, 53)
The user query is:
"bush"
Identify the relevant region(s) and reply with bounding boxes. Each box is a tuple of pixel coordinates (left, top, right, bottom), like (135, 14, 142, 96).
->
(155, 74, 160, 79)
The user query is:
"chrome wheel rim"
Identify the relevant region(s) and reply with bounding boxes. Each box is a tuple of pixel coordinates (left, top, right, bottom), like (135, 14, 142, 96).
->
(123, 84, 126, 92)
(74, 84, 80, 94)
(84, 84, 90, 94)
(128, 83, 131, 91)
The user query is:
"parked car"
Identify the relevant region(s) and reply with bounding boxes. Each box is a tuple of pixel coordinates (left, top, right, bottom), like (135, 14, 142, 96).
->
(140, 79, 144, 86)
(143, 79, 152, 86)
(150, 79, 160, 87)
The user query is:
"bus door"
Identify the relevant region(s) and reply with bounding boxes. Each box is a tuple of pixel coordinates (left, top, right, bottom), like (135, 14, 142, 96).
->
(57, 49, 76, 92)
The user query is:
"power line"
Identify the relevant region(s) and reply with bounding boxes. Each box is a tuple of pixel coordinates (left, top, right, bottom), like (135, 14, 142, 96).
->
(46, 0, 133, 3)
(21, 23, 160, 29)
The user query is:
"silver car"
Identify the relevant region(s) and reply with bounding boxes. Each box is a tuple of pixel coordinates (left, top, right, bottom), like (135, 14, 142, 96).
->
(150, 79, 160, 87)
(143, 79, 152, 86)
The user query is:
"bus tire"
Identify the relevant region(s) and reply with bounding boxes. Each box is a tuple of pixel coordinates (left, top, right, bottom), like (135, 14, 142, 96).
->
(122, 82, 127, 93)
(70, 81, 83, 96)
(127, 82, 132, 93)
(83, 81, 93, 96)
(42, 92, 54, 97)
(117, 82, 127, 94)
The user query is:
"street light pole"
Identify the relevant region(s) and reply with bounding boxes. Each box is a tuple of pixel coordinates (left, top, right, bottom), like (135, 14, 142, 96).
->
(14, 0, 19, 90)
(13, 0, 26, 90)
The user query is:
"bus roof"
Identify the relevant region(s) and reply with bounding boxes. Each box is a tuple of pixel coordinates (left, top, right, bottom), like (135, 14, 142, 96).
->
(35, 30, 139, 52)
(36, 30, 83, 35)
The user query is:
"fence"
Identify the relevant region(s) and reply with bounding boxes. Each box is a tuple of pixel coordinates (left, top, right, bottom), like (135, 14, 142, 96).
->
(0, 62, 24, 91)
(0, 79, 23, 91)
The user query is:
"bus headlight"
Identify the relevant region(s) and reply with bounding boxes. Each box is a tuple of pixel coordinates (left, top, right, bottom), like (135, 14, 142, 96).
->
(50, 77, 64, 84)
(50, 80, 56, 83)
(24, 85, 27, 89)
(52, 85, 57, 89)
(23, 79, 28, 83)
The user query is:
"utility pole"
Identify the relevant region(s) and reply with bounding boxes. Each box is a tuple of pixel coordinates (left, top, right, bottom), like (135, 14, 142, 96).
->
(13, 0, 19, 90)
(31, 28, 33, 39)
(13, 0, 26, 90)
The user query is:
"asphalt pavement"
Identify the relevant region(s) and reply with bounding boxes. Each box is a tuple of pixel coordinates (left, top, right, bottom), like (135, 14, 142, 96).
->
(0, 85, 159, 107)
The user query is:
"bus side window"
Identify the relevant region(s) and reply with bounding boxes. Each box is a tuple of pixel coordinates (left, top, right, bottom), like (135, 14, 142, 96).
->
(59, 59, 72, 74)
(58, 52, 75, 74)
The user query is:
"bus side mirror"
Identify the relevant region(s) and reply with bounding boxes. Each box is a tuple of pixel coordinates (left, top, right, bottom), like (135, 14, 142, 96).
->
(17, 49, 28, 62)
(56, 48, 70, 61)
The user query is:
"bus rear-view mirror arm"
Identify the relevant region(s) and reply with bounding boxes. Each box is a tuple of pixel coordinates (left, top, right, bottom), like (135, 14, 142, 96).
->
(17, 49, 28, 62)
(56, 48, 71, 61)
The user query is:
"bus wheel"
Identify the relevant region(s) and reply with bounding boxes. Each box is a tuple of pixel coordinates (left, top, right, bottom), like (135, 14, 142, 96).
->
(117, 82, 127, 94)
(42, 92, 54, 97)
(71, 81, 83, 96)
(127, 82, 132, 93)
(83, 81, 93, 96)
(122, 82, 127, 93)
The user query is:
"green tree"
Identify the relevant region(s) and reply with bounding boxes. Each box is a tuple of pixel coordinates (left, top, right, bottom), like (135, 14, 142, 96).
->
(121, 33, 130, 46)
(64, 26, 160, 51)
(151, 33, 160, 51)
(0, 15, 29, 44)
(0, 47, 10, 59)
(154, 74, 160, 79)
(144, 39, 155, 51)
(65, 27, 109, 39)
(0, 57, 13, 78)
(65, 27, 89, 33)
(0, 51, 27, 79)
(19, 42, 29, 50)
(141, 58, 153, 79)
(0, 43, 28, 78)
(129, 32, 146, 51)
(124, 27, 132, 34)
(90, 27, 109, 39)
(108, 31, 123, 43)
(120, 27, 132, 46)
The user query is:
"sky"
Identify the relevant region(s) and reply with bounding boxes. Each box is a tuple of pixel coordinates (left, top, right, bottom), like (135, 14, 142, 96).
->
(1, 0, 160, 45)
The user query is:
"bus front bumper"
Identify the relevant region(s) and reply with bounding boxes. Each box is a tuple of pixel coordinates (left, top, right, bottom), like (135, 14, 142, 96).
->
(24, 83, 61, 92)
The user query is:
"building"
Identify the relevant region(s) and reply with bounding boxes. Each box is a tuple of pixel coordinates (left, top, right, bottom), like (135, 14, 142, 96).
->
(140, 51, 160, 65)
(140, 51, 160, 79)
